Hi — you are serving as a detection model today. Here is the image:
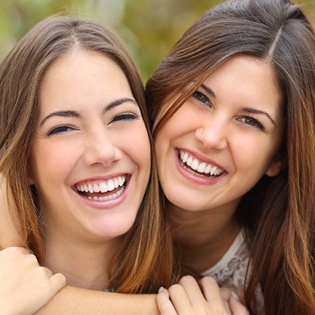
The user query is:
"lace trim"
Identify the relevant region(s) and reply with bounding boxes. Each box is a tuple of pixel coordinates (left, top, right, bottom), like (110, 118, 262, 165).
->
(201, 231, 249, 287)
(201, 231, 264, 314)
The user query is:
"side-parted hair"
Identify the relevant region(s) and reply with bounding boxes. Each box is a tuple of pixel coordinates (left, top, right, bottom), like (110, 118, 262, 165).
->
(0, 15, 177, 293)
(146, 0, 315, 313)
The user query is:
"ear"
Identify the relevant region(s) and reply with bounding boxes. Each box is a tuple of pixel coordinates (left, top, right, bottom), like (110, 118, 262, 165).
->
(265, 159, 282, 177)
(28, 176, 35, 185)
(27, 168, 35, 185)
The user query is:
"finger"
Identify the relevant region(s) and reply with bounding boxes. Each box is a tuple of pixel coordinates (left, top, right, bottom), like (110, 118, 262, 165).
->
(156, 287, 178, 315)
(24, 253, 39, 265)
(42, 266, 54, 278)
(49, 273, 66, 293)
(219, 288, 233, 313)
(168, 283, 192, 314)
(220, 287, 234, 301)
(199, 276, 223, 302)
(178, 275, 208, 308)
(0, 246, 31, 257)
(229, 292, 250, 315)
(199, 277, 230, 312)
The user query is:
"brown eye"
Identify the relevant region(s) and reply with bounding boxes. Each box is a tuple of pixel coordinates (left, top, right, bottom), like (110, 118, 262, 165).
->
(47, 126, 74, 136)
(238, 116, 265, 131)
(192, 91, 213, 109)
(193, 91, 209, 104)
(110, 113, 138, 123)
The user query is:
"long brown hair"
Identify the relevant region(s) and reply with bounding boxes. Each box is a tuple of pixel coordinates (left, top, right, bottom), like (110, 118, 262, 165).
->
(146, 0, 315, 313)
(0, 15, 177, 293)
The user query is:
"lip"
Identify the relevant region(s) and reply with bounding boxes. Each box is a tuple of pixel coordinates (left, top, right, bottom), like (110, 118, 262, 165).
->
(175, 148, 226, 185)
(72, 174, 130, 209)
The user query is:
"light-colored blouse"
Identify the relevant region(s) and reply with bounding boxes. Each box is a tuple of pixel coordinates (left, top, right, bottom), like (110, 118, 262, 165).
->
(201, 231, 264, 314)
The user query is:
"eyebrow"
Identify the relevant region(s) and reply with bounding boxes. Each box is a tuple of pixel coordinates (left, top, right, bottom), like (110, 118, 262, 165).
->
(241, 107, 277, 126)
(39, 97, 137, 126)
(201, 83, 277, 126)
(201, 83, 216, 98)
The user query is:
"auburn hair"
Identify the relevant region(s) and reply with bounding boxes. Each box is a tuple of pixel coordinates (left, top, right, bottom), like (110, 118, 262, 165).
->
(146, 0, 315, 313)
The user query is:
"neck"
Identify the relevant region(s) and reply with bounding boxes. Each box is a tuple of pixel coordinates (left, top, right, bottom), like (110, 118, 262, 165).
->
(170, 201, 241, 273)
(43, 232, 119, 290)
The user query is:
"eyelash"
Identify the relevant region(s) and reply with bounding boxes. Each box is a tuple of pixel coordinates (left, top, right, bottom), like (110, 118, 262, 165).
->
(238, 116, 265, 131)
(46, 113, 139, 136)
(47, 125, 74, 136)
(110, 113, 138, 123)
(193, 91, 212, 107)
(193, 90, 265, 131)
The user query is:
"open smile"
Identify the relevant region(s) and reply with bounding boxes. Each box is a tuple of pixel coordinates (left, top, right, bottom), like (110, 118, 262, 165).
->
(178, 149, 224, 178)
(75, 175, 127, 201)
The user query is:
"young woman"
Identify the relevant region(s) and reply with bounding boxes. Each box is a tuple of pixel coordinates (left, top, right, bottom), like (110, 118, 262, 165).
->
(147, 0, 315, 313)
(2, 0, 315, 314)
(0, 15, 176, 314)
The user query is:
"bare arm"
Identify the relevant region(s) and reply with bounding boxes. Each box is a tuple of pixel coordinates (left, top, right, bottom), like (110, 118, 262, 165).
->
(35, 289, 159, 315)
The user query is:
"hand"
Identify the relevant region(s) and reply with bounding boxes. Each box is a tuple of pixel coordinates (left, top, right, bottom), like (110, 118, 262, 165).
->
(0, 247, 66, 315)
(156, 275, 249, 315)
(219, 287, 247, 315)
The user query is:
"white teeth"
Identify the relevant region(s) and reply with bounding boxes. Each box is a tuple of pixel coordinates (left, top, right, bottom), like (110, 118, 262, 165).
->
(181, 151, 189, 163)
(191, 159, 199, 171)
(205, 164, 211, 174)
(108, 179, 114, 191)
(100, 182, 107, 192)
(179, 150, 223, 177)
(87, 186, 124, 201)
(93, 184, 100, 193)
(212, 167, 219, 175)
(197, 162, 206, 173)
(76, 176, 126, 194)
(118, 177, 124, 186)
(187, 156, 193, 167)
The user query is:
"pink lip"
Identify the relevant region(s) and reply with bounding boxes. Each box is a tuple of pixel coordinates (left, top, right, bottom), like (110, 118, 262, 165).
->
(175, 148, 226, 185)
(72, 174, 130, 210)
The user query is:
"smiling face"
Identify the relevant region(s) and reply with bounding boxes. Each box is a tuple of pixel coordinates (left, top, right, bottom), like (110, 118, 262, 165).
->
(29, 49, 150, 244)
(155, 55, 284, 214)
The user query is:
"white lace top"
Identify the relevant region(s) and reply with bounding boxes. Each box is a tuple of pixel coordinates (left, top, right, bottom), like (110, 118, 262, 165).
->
(201, 231, 264, 314)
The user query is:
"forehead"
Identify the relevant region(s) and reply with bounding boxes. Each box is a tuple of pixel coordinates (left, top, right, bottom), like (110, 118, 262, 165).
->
(202, 54, 282, 111)
(43, 49, 122, 80)
(38, 49, 132, 109)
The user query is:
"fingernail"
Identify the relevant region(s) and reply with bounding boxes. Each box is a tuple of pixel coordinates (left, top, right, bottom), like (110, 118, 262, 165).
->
(231, 291, 240, 301)
(158, 286, 165, 293)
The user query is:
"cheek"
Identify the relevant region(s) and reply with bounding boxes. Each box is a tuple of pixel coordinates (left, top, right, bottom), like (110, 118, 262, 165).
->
(29, 141, 81, 185)
(154, 117, 180, 151)
(155, 103, 201, 144)
(122, 127, 151, 174)
(233, 136, 279, 175)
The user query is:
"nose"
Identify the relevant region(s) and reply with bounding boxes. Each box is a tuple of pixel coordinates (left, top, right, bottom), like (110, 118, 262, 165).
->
(83, 128, 121, 167)
(195, 116, 228, 150)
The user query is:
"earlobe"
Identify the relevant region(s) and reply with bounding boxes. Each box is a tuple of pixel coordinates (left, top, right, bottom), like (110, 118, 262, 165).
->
(27, 163, 35, 185)
(28, 172, 35, 185)
(265, 159, 282, 177)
